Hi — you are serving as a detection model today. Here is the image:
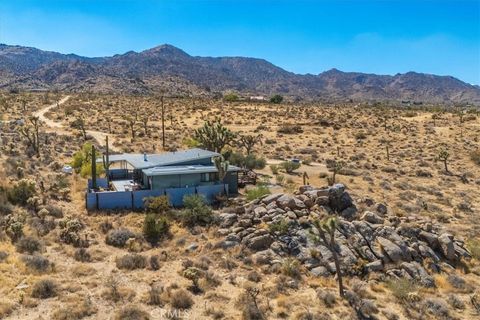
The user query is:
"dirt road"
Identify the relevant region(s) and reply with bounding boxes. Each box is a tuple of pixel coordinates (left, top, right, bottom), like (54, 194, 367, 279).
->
(34, 96, 119, 151)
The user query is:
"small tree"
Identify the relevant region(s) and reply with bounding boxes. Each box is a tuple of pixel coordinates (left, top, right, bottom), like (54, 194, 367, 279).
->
(437, 148, 450, 173)
(238, 134, 262, 155)
(123, 115, 137, 141)
(223, 93, 239, 102)
(193, 117, 236, 153)
(270, 94, 283, 104)
(311, 217, 344, 298)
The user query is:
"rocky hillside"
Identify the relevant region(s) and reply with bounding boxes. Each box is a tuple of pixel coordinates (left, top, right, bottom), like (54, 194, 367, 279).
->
(1, 43, 479, 104)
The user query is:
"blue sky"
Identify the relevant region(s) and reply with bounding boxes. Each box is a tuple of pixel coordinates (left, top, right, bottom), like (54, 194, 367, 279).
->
(0, 0, 479, 84)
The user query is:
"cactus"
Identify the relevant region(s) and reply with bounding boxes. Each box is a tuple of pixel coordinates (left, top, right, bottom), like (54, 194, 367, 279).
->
(102, 136, 110, 183)
(91, 145, 97, 190)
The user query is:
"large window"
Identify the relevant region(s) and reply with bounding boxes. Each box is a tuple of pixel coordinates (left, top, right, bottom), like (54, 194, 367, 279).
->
(200, 172, 219, 182)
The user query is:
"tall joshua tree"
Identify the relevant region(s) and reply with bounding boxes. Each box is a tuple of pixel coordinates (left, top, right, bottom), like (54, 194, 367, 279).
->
(193, 117, 236, 153)
(213, 155, 229, 183)
(311, 217, 345, 298)
(18, 116, 42, 156)
(91, 145, 97, 190)
(102, 136, 110, 183)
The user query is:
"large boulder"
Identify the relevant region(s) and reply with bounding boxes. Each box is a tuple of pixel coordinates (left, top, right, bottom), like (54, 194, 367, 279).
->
(219, 213, 238, 228)
(377, 237, 404, 263)
(247, 234, 274, 251)
(438, 233, 456, 261)
(261, 193, 283, 205)
(276, 194, 306, 210)
(328, 184, 354, 212)
(361, 211, 384, 224)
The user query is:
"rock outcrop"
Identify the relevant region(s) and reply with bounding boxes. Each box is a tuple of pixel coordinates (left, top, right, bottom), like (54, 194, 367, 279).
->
(217, 184, 472, 286)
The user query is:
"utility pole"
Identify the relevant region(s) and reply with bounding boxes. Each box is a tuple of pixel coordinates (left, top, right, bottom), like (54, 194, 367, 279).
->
(161, 95, 165, 150)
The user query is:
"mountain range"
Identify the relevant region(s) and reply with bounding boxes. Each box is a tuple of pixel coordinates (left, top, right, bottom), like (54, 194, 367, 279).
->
(1, 43, 479, 105)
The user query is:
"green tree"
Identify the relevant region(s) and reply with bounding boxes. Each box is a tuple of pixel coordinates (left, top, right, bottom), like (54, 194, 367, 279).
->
(436, 148, 450, 173)
(223, 93, 239, 102)
(270, 94, 284, 104)
(238, 134, 262, 155)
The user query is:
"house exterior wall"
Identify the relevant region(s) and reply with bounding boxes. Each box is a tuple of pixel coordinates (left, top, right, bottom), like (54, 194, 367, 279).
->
(149, 171, 238, 193)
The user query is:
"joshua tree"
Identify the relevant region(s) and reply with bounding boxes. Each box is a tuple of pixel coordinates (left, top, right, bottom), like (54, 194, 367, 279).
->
(140, 115, 149, 137)
(193, 117, 236, 153)
(437, 148, 450, 173)
(71, 116, 87, 140)
(18, 116, 42, 156)
(311, 217, 345, 298)
(160, 95, 165, 149)
(238, 134, 262, 155)
(302, 171, 309, 186)
(123, 115, 136, 141)
(330, 160, 346, 185)
(213, 155, 229, 182)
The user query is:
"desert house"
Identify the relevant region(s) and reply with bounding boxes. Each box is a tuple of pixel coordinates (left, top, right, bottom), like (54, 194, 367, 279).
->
(86, 148, 239, 210)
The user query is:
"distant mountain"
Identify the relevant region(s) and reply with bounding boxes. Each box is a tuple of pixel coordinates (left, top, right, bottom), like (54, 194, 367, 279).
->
(1, 43, 479, 104)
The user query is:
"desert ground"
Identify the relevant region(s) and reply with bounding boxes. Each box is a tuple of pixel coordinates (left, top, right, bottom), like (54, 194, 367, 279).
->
(0, 91, 479, 320)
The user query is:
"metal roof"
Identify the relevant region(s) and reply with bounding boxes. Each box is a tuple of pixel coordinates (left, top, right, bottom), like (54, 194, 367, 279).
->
(143, 164, 241, 177)
(97, 148, 220, 169)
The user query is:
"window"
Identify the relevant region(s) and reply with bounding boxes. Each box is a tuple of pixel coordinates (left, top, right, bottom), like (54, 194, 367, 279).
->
(201, 172, 218, 182)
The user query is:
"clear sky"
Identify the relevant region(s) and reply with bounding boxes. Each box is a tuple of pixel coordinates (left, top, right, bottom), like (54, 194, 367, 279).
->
(0, 0, 479, 84)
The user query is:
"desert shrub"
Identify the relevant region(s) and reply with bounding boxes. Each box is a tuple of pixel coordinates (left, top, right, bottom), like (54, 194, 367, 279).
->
(270, 94, 283, 104)
(247, 271, 262, 283)
(355, 131, 369, 140)
(74, 248, 91, 262)
(277, 124, 302, 134)
(31, 279, 57, 299)
(52, 297, 97, 320)
(280, 161, 301, 173)
(116, 253, 147, 270)
(268, 219, 290, 235)
(146, 283, 164, 306)
(106, 228, 136, 248)
(447, 294, 465, 309)
(22, 255, 51, 272)
(270, 164, 279, 174)
(281, 258, 301, 279)
(471, 150, 480, 166)
(99, 220, 113, 234)
(58, 217, 86, 247)
(0, 301, 15, 319)
(114, 304, 150, 320)
(7, 179, 36, 205)
(144, 195, 170, 213)
(0, 251, 8, 262)
(467, 239, 480, 260)
(6, 221, 24, 242)
(170, 289, 194, 309)
(179, 195, 213, 227)
(316, 288, 336, 308)
(423, 298, 450, 318)
(229, 152, 266, 170)
(16, 236, 42, 254)
(149, 255, 161, 271)
(143, 214, 169, 245)
(44, 204, 64, 218)
(245, 186, 270, 201)
(387, 278, 417, 300)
